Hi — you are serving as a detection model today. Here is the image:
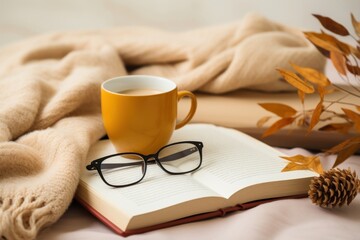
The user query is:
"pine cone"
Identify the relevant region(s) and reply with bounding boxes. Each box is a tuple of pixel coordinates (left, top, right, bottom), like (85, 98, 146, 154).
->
(308, 168, 360, 208)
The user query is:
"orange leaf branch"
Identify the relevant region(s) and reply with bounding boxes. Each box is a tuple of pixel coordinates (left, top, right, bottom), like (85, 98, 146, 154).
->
(258, 13, 360, 171)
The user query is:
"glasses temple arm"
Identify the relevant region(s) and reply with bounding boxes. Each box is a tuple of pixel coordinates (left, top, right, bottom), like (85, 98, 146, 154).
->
(87, 147, 198, 170)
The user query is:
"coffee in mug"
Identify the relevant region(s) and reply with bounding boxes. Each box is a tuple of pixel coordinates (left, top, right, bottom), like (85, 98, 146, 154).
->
(101, 75, 197, 155)
(117, 89, 162, 95)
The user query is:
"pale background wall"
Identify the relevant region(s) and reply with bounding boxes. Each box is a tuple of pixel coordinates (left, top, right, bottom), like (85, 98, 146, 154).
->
(0, 0, 359, 47)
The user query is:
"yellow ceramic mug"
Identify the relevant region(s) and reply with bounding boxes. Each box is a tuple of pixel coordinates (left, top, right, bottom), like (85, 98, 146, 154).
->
(101, 75, 197, 155)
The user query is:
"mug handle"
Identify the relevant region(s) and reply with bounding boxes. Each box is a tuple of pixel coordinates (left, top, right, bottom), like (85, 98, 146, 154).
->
(175, 91, 197, 129)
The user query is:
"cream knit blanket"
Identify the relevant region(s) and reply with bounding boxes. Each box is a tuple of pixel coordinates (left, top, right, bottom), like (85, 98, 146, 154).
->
(0, 13, 324, 239)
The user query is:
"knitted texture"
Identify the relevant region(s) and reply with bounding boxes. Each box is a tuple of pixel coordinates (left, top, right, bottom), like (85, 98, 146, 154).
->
(0, 13, 325, 239)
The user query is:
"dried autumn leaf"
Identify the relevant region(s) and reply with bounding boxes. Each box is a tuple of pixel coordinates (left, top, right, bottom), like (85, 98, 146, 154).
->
(281, 155, 310, 163)
(330, 51, 347, 76)
(317, 85, 326, 100)
(351, 13, 360, 38)
(342, 108, 360, 132)
(326, 136, 360, 154)
(308, 100, 324, 132)
(342, 108, 360, 120)
(305, 32, 342, 54)
(320, 85, 335, 95)
(282, 162, 310, 172)
(277, 69, 315, 93)
(262, 117, 295, 138)
(307, 156, 323, 174)
(257, 116, 272, 128)
(350, 45, 360, 59)
(346, 64, 360, 75)
(290, 63, 331, 87)
(258, 103, 297, 118)
(333, 142, 360, 167)
(313, 14, 350, 36)
(314, 45, 330, 58)
(304, 32, 351, 55)
(281, 155, 323, 174)
(318, 123, 353, 134)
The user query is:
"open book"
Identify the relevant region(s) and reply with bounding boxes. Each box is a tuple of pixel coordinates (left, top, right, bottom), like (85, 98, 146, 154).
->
(76, 124, 316, 236)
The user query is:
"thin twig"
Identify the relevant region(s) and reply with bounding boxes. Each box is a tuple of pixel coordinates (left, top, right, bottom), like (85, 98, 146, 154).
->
(324, 100, 359, 107)
(323, 93, 349, 110)
(333, 84, 360, 98)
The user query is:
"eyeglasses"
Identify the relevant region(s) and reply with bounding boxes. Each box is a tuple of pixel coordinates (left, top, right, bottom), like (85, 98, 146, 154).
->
(86, 141, 203, 187)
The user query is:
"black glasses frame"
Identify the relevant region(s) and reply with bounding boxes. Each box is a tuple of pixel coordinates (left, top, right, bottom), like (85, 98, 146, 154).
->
(86, 141, 203, 187)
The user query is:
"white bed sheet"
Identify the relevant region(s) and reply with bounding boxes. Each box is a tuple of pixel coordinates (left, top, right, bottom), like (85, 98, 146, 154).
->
(38, 147, 360, 240)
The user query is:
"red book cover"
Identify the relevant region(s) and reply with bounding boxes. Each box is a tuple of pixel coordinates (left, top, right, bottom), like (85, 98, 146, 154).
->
(76, 194, 306, 237)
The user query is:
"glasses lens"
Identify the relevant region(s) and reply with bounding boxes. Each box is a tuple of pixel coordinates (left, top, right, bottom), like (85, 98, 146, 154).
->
(100, 153, 145, 186)
(157, 142, 201, 173)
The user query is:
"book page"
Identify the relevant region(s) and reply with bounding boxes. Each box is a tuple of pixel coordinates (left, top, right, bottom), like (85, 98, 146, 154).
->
(79, 139, 223, 217)
(169, 124, 316, 199)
